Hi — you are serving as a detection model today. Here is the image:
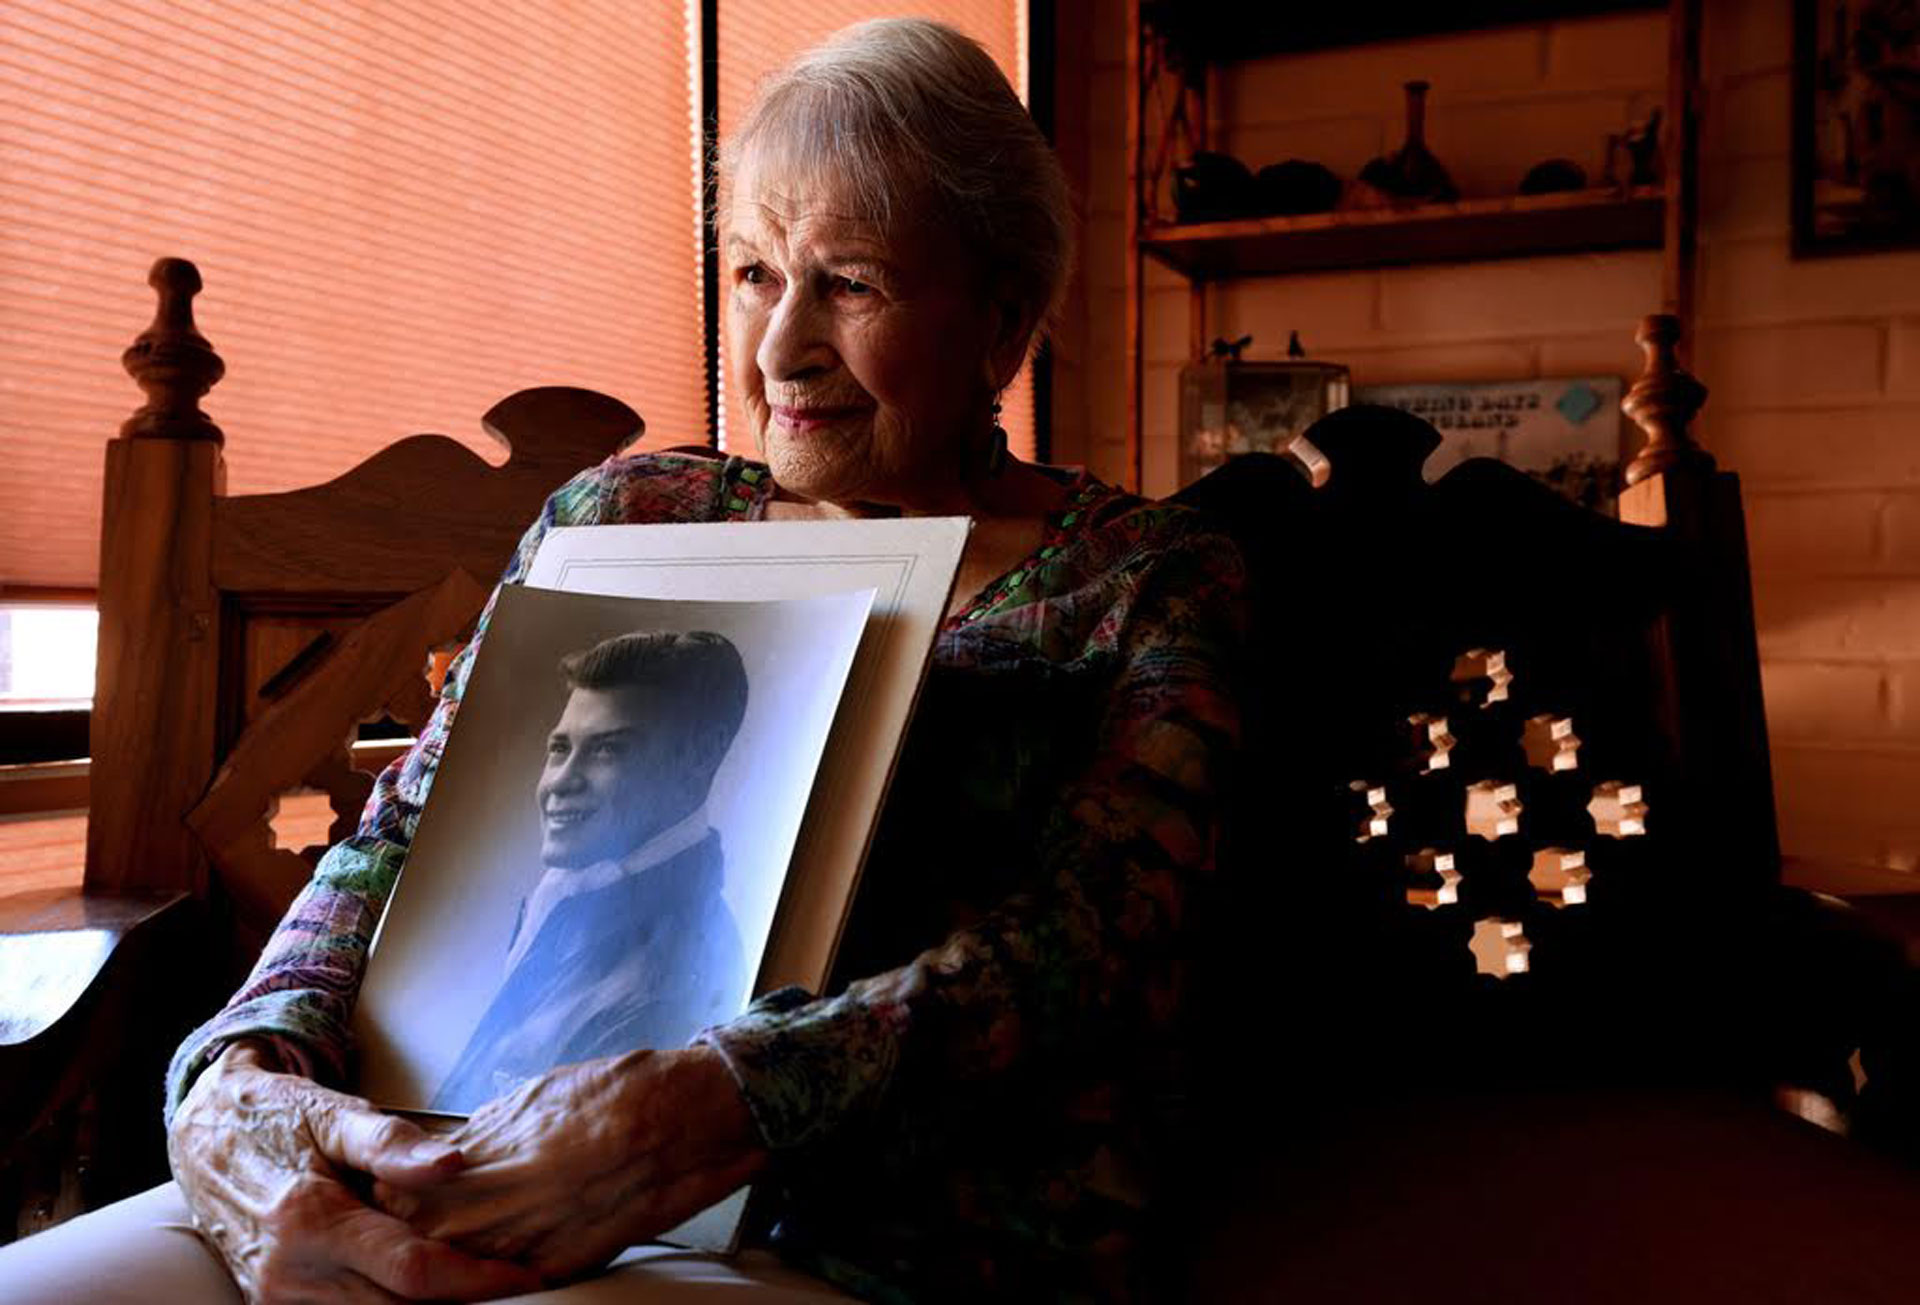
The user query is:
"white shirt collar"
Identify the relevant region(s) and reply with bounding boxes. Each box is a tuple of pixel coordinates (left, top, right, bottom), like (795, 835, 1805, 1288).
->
(504, 804, 713, 977)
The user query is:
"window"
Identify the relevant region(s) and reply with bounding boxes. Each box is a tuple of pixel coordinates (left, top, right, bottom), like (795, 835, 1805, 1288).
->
(0, 606, 95, 708)
(3, 0, 707, 593)
(0, 603, 94, 764)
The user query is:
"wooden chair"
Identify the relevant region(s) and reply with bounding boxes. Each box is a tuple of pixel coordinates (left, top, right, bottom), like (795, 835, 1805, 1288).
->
(1179, 313, 1778, 1030)
(1, 257, 641, 1236)
(1170, 317, 1920, 1300)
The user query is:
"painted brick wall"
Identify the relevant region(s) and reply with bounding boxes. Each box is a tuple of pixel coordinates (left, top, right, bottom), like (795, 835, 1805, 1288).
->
(1693, 4, 1920, 873)
(1052, 1, 1920, 873)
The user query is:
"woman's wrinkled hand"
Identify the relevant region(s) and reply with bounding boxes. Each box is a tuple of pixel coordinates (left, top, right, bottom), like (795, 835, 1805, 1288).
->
(373, 1045, 767, 1284)
(168, 1040, 544, 1303)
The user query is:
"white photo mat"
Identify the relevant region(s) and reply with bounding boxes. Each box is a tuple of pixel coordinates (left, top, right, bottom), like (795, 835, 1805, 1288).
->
(523, 517, 968, 1252)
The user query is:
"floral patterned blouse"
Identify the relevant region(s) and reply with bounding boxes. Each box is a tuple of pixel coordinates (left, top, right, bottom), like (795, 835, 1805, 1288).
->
(166, 451, 1246, 1302)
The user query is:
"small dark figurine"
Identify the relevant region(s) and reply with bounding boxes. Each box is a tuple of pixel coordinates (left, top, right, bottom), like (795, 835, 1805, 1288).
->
(1175, 150, 1258, 223)
(1623, 107, 1663, 186)
(1359, 80, 1458, 204)
(1209, 334, 1254, 362)
(1519, 158, 1588, 195)
(1256, 159, 1343, 215)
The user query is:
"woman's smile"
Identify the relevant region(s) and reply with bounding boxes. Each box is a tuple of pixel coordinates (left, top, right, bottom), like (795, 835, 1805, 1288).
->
(771, 403, 872, 432)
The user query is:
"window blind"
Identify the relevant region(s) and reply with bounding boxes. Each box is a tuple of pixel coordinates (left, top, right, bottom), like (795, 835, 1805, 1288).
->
(714, 1, 1037, 462)
(2, 0, 705, 590)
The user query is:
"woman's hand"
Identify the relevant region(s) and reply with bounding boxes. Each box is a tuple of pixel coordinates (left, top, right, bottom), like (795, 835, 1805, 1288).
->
(168, 1041, 543, 1303)
(373, 1046, 767, 1284)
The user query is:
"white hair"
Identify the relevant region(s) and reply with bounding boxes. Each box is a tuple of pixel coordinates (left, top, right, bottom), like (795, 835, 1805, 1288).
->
(717, 17, 1075, 346)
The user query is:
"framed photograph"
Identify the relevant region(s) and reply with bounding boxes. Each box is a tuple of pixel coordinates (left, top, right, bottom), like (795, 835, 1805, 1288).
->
(354, 516, 968, 1252)
(1178, 358, 1351, 489)
(1793, 0, 1920, 257)
(355, 583, 876, 1117)
(356, 515, 969, 1120)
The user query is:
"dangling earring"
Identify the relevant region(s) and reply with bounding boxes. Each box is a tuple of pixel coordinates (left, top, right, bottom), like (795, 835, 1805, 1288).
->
(986, 399, 1009, 476)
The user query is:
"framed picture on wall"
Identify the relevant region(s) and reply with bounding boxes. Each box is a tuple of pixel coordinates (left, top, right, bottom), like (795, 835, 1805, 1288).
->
(1793, 0, 1920, 257)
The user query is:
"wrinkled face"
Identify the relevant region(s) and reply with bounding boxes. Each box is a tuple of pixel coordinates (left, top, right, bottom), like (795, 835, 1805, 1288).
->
(724, 156, 1011, 507)
(536, 686, 680, 869)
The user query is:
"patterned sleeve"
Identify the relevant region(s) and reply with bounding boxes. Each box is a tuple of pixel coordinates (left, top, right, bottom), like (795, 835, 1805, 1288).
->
(699, 516, 1246, 1148)
(162, 467, 613, 1122)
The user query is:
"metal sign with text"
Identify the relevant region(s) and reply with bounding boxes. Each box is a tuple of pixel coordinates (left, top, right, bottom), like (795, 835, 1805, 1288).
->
(1354, 376, 1624, 511)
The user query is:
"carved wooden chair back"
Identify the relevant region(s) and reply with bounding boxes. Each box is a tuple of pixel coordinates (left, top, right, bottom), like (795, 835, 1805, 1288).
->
(2, 258, 646, 1236)
(84, 258, 644, 968)
(1175, 314, 1780, 1089)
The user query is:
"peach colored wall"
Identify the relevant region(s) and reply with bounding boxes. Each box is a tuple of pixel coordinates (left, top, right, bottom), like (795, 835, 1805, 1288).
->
(1052, 2, 1920, 874)
(1695, 3, 1920, 873)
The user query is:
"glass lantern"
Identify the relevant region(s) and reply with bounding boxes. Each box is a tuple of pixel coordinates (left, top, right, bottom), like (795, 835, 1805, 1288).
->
(1178, 339, 1350, 489)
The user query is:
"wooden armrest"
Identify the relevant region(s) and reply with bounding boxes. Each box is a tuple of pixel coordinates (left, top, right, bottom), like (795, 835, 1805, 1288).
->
(1776, 870, 1920, 970)
(0, 890, 188, 1044)
(0, 889, 212, 1229)
(0, 889, 200, 1145)
(1784, 853, 1920, 899)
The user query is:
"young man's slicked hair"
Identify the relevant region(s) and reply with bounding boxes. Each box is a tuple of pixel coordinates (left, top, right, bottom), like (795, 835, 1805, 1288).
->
(558, 630, 748, 754)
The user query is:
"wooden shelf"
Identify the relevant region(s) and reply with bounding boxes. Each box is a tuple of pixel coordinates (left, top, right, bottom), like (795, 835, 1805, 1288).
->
(1146, 2, 1666, 63)
(1141, 188, 1666, 280)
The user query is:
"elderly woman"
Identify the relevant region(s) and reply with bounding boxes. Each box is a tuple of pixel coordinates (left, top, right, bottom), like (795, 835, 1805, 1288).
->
(2, 18, 1243, 1304)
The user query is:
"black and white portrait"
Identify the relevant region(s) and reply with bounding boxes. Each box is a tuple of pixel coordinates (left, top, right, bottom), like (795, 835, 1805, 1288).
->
(355, 582, 874, 1114)
(430, 630, 751, 1112)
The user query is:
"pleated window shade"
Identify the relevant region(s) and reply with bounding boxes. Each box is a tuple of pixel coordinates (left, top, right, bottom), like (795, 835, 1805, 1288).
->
(2, 1, 706, 591)
(714, 0, 1036, 461)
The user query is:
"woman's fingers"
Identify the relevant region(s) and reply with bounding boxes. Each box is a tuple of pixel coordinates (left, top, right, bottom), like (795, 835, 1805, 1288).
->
(365, 1049, 768, 1283)
(327, 1201, 544, 1301)
(367, 1177, 420, 1223)
(373, 1173, 541, 1253)
(368, 1177, 496, 1246)
(234, 1170, 533, 1304)
(170, 1047, 536, 1302)
(306, 1095, 466, 1188)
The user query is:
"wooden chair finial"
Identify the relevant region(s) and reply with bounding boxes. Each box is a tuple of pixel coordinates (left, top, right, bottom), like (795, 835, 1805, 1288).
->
(120, 256, 225, 444)
(1622, 313, 1712, 486)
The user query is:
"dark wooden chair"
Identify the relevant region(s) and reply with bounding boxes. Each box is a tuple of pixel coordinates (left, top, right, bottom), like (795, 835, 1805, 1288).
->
(1170, 317, 1920, 1300)
(1, 257, 641, 1237)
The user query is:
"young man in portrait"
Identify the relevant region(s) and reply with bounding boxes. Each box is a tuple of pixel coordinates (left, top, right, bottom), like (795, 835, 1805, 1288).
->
(432, 630, 750, 1113)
